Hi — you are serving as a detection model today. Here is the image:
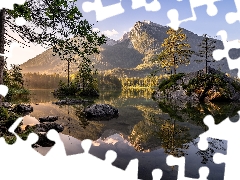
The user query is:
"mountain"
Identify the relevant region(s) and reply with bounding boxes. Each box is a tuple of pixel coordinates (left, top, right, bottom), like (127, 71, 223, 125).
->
(21, 20, 239, 77)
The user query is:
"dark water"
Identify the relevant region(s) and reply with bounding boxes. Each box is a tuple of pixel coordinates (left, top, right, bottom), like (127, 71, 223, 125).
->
(24, 89, 240, 180)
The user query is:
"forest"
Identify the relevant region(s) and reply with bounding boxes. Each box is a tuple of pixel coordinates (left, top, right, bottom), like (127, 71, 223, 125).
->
(23, 72, 166, 90)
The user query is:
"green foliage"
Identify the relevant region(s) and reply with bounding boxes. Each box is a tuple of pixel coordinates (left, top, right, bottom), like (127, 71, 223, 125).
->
(158, 73, 185, 91)
(0, 106, 36, 144)
(7, 3, 31, 20)
(18, 126, 35, 141)
(97, 74, 122, 90)
(54, 69, 99, 97)
(120, 75, 166, 89)
(0, 107, 9, 120)
(75, 58, 99, 96)
(0, 106, 19, 144)
(3, 0, 106, 91)
(54, 80, 79, 97)
(183, 73, 231, 98)
(231, 80, 240, 91)
(152, 28, 194, 74)
(3, 64, 30, 102)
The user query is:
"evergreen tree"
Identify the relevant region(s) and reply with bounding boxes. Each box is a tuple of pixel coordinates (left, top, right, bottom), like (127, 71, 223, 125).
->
(154, 28, 193, 74)
(195, 34, 216, 73)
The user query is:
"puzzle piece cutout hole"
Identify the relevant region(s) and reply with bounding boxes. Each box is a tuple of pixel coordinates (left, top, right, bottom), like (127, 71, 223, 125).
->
(167, 0, 221, 30)
(82, 0, 125, 21)
(225, 0, 240, 24)
(228, 48, 240, 60)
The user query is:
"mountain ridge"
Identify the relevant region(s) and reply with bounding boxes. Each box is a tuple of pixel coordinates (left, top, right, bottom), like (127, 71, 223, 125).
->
(20, 20, 239, 77)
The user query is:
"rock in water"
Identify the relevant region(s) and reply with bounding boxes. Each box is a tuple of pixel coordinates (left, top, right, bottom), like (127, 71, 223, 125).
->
(152, 67, 240, 104)
(13, 104, 33, 113)
(32, 133, 55, 147)
(39, 116, 58, 122)
(84, 104, 119, 120)
(29, 122, 64, 133)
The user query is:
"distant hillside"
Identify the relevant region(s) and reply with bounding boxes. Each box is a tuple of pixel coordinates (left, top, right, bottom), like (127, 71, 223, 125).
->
(21, 20, 239, 77)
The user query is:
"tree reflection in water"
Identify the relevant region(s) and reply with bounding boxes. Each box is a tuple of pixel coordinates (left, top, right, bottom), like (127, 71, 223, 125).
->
(130, 98, 234, 162)
(129, 114, 191, 157)
(192, 138, 227, 164)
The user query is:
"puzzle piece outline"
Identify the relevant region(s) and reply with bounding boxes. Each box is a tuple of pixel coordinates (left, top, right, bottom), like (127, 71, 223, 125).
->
(212, 30, 240, 77)
(167, 0, 221, 30)
(131, 0, 161, 12)
(2, 0, 240, 180)
(166, 155, 210, 180)
(225, 0, 240, 24)
(82, 0, 125, 21)
(198, 112, 240, 180)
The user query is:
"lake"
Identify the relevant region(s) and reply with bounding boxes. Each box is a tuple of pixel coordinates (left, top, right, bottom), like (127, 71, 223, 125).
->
(22, 88, 239, 180)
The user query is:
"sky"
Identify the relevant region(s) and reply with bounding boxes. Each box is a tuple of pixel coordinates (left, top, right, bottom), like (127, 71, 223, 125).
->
(5, 0, 240, 67)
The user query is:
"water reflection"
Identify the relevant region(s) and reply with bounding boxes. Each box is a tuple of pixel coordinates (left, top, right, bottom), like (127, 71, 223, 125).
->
(157, 99, 240, 126)
(25, 88, 237, 180)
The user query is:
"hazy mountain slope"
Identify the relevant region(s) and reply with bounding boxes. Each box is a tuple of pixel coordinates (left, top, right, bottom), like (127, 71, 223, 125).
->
(21, 20, 239, 77)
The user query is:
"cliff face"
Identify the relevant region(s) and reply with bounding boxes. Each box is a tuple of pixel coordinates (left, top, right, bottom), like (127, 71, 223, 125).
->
(20, 21, 239, 77)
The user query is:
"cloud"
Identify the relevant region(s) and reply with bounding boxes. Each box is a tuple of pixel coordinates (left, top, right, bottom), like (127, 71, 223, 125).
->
(92, 28, 100, 32)
(102, 29, 119, 37)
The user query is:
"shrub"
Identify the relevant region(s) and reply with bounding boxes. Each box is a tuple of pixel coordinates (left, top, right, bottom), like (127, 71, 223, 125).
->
(158, 73, 185, 91)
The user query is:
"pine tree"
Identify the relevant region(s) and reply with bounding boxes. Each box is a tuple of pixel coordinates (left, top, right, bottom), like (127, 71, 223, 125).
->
(195, 34, 216, 74)
(154, 28, 193, 74)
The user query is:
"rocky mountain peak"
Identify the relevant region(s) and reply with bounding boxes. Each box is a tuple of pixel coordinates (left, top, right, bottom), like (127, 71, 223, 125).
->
(20, 20, 239, 77)
(105, 37, 118, 46)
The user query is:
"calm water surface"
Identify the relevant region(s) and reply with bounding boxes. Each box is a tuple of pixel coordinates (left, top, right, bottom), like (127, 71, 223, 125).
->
(23, 89, 239, 180)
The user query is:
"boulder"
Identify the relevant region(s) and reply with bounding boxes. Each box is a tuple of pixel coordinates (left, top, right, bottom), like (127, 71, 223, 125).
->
(12, 104, 33, 113)
(2, 102, 12, 108)
(28, 122, 64, 133)
(84, 104, 119, 120)
(32, 133, 55, 147)
(39, 116, 58, 122)
(153, 67, 240, 103)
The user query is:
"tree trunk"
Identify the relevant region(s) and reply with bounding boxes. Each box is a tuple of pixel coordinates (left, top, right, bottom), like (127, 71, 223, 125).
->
(205, 38, 208, 74)
(173, 55, 176, 74)
(0, 9, 6, 105)
(0, 9, 5, 85)
(67, 60, 70, 87)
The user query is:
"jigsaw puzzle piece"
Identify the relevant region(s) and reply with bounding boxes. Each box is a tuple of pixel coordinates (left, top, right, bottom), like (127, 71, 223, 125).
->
(0, 0, 26, 10)
(131, 0, 161, 11)
(167, 0, 220, 30)
(0, 85, 8, 97)
(66, 139, 139, 180)
(45, 129, 66, 157)
(166, 155, 209, 180)
(82, 0, 125, 21)
(198, 112, 240, 180)
(212, 30, 240, 77)
(152, 168, 163, 180)
(225, 0, 240, 24)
